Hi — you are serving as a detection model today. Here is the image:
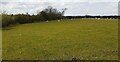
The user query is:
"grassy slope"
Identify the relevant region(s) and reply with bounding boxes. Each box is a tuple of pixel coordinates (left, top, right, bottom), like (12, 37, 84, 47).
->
(0, 29, 2, 60)
(2, 18, 118, 60)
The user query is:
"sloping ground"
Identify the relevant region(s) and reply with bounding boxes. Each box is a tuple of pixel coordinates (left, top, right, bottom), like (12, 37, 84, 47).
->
(0, 30, 2, 60)
(2, 18, 118, 60)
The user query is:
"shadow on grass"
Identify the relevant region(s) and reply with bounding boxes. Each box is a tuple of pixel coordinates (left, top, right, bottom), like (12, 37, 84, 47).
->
(2, 25, 15, 31)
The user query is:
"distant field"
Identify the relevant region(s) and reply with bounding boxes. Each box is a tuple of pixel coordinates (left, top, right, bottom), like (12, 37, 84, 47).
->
(2, 18, 118, 60)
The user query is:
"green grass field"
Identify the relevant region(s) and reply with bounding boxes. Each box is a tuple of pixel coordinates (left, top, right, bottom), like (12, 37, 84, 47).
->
(0, 29, 2, 60)
(2, 18, 118, 60)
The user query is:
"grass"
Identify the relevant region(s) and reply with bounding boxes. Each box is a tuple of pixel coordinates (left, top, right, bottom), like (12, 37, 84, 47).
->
(0, 29, 2, 60)
(2, 18, 118, 60)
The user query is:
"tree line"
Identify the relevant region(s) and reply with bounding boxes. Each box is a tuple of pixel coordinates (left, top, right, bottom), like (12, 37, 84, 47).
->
(1, 6, 67, 27)
(1, 6, 119, 27)
(66, 15, 119, 19)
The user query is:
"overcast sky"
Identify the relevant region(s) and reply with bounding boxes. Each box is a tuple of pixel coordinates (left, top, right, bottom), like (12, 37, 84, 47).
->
(0, 0, 120, 16)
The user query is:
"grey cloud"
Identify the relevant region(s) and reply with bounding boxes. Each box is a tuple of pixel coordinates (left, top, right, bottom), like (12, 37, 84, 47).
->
(0, 1, 118, 16)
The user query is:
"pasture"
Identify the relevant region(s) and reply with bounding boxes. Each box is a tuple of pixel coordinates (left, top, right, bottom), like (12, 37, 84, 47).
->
(2, 18, 118, 60)
(0, 30, 2, 60)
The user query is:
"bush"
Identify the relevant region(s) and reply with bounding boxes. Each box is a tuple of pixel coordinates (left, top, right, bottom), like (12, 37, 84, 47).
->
(2, 14, 16, 27)
(1, 6, 67, 27)
(37, 6, 67, 21)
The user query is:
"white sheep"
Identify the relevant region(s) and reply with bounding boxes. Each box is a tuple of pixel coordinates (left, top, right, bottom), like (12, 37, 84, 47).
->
(58, 20, 60, 22)
(95, 18, 97, 19)
(98, 18, 100, 20)
(46, 20, 49, 22)
(71, 19, 73, 20)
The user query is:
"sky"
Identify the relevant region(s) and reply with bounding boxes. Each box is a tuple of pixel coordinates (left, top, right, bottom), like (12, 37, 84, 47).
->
(0, 0, 120, 16)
